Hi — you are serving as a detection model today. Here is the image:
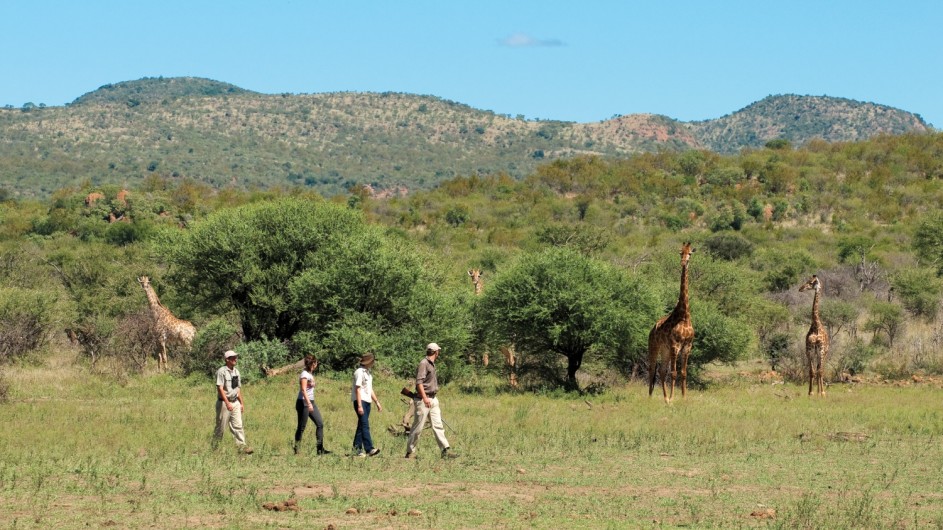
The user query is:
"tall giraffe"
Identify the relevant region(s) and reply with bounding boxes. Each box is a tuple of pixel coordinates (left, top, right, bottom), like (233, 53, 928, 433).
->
(468, 268, 518, 387)
(799, 275, 829, 396)
(137, 276, 196, 372)
(648, 242, 695, 403)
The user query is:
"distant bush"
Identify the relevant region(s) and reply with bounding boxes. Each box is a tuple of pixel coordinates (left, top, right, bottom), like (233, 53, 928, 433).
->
(704, 233, 754, 261)
(185, 318, 242, 378)
(0, 287, 58, 363)
(234, 338, 293, 384)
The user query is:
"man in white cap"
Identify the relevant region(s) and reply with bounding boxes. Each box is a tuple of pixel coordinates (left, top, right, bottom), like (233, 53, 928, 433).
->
(213, 350, 253, 454)
(405, 342, 458, 459)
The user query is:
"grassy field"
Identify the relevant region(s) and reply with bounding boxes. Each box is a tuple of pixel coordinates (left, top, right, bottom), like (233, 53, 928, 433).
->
(2, 355, 943, 529)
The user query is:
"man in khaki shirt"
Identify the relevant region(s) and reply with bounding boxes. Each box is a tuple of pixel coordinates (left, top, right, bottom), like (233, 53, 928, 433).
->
(405, 343, 458, 459)
(213, 350, 253, 454)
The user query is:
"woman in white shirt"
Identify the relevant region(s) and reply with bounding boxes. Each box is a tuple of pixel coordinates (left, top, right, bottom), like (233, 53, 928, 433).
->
(294, 355, 330, 455)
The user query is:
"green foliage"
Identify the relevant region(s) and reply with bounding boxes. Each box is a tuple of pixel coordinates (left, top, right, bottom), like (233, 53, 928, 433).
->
(703, 232, 754, 261)
(0, 286, 60, 363)
(864, 301, 905, 347)
(168, 197, 470, 379)
(186, 318, 242, 378)
(913, 213, 943, 276)
(690, 301, 753, 367)
(751, 248, 817, 292)
(819, 299, 860, 337)
(891, 268, 942, 319)
(168, 198, 364, 340)
(233, 338, 293, 384)
(478, 247, 659, 389)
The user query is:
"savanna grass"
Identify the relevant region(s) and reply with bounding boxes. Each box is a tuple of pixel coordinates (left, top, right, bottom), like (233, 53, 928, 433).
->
(2, 357, 943, 529)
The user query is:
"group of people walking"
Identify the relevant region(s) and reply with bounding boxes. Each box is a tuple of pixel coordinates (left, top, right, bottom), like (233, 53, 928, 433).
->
(212, 342, 458, 459)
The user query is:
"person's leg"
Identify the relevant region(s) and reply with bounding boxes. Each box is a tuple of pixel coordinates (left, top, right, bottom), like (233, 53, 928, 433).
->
(310, 403, 325, 447)
(229, 402, 247, 447)
(406, 398, 431, 455)
(360, 402, 374, 452)
(352, 402, 363, 453)
(294, 400, 308, 453)
(428, 397, 450, 451)
(213, 400, 228, 448)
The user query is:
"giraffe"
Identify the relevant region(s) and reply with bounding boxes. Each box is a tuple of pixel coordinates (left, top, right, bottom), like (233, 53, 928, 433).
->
(468, 268, 518, 387)
(137, 276, 196, 372)
(648, 242, 695, 403)
(799, 275, 829, 396)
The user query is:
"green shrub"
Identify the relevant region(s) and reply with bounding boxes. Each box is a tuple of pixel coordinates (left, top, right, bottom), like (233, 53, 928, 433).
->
(235, 338, 294, 384)
(186, 318, 242, 378)
(703, 232, 754, 261)
(0, 287, 59, 363)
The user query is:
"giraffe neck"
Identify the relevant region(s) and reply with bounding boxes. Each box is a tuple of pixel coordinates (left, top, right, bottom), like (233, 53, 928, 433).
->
(811, 287, 822, 327)
(675, 261, 690, 318)
(474, 282, 482, 296)
(143, 285, 165, 315)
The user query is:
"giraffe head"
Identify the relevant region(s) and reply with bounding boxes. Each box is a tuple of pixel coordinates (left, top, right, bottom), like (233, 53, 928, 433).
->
(799, 275, 821, 293)
(468, 268, 482, 284)
(680, 242, 695, 267)
(137, 276, 151, 288)
(468, 268, 484, 294)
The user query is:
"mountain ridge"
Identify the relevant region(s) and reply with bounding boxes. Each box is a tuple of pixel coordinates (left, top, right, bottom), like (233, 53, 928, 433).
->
(0, 77, 931, 198)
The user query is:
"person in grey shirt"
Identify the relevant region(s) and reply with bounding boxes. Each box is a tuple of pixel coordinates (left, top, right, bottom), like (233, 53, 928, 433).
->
(405, 343, 458, 459)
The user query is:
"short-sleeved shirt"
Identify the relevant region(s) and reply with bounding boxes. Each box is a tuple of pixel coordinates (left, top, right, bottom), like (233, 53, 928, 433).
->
(216, 366, 241, 401)
(351, 366, 373, 403)
(415, 357, 439, 397)
(298, 370, 315, 402)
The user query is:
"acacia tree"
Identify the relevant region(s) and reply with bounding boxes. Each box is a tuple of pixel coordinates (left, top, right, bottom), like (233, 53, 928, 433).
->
(167, 198, 470, 376)
(477, 247, 659, 389)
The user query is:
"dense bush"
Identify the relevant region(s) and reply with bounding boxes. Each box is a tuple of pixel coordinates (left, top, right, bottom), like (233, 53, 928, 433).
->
(0, 287, 59, 363)
(185, 318, 242, 378)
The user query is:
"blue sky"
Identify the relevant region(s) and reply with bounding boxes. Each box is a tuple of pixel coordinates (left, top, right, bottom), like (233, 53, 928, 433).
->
(2, 1, 941, 127)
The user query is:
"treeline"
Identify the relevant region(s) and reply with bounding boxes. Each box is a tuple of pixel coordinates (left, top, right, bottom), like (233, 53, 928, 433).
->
(2, 132, 943, 390)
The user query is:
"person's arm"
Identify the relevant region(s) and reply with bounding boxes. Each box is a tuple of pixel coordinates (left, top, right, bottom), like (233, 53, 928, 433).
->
(355, 369, 364, 416)
(217, 384, 234, 411)
(416, 362, 431, 408)
(371, 390, 382, 412)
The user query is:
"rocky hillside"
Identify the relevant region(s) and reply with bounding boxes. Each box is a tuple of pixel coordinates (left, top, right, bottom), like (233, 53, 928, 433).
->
(0, 77, 931, 198)
(689, 95, 931, 153)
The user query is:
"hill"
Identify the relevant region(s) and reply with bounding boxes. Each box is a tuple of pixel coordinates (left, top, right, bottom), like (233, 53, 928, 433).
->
(0, 77, 931, 198)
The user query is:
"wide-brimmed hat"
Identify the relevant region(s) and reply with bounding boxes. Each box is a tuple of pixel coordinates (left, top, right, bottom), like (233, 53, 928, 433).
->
(224, 350, 238, 359)
(360, 353, 375, 365)
(426, 343, 441, 353)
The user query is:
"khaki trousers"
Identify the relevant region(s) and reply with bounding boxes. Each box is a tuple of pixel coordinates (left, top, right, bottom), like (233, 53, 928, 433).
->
(406, 397, 449, 455)
(214, 400, 247, 448)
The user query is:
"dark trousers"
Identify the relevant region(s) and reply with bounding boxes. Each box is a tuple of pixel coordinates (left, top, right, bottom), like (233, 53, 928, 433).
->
(294, 399, 324, 446)
(352, 401, 374, 453)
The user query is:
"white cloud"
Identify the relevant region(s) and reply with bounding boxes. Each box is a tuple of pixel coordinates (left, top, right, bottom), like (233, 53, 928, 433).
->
(499, 33, 564, 48)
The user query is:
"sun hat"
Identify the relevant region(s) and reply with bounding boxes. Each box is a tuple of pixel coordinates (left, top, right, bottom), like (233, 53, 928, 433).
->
(224, 350, 238, 359)
(360, 353, 375, 365)
(426, 343, 441, 353)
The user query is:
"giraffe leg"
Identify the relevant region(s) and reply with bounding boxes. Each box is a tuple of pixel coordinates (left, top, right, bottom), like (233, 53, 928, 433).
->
(817, 347, 826, 397)
(667, 345, 681, 403)
(806, 349, 814, 396)
(679, 342, 692, 398)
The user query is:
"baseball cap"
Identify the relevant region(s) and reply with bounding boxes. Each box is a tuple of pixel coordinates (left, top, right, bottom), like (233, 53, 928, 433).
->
(224, 350, 238, 359)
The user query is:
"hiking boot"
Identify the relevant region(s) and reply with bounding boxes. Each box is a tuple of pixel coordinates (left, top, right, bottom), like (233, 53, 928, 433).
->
(317, 445, 332, 455)
(441, 447, 459, 459)
(367, 448, 381, 457)
(405, 452, 417, 459)
(239, 445, 254, 455)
